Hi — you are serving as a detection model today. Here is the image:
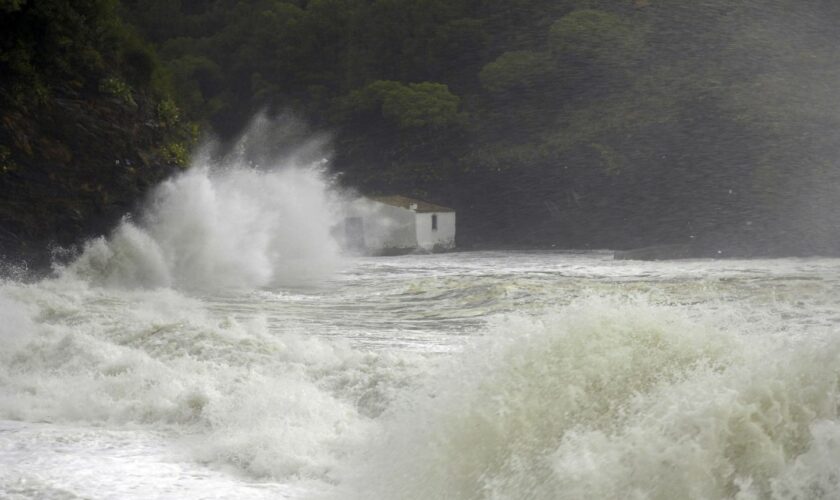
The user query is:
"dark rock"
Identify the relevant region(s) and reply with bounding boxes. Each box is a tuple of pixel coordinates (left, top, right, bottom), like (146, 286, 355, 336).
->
(0, 86, 186, 272)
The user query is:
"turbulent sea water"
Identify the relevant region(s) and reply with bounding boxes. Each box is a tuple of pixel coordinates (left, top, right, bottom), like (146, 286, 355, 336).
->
(3, 164, 840, 499)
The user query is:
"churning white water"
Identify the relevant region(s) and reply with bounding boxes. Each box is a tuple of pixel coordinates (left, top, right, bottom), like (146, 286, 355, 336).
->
(2, 134, 840, 498)
(67, 164, 342, 290)
(3, 249, 840, 499)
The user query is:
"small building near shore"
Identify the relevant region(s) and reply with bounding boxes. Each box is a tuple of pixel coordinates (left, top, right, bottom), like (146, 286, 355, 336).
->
(341, 195, 456, 254)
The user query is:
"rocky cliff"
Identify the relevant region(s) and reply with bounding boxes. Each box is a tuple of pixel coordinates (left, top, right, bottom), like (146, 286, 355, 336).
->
(0, 85, 187, 270)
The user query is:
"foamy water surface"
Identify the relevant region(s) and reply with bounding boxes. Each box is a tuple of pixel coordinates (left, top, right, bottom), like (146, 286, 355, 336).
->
(2, 250, 840, 499)
(3, 124, 840, 498)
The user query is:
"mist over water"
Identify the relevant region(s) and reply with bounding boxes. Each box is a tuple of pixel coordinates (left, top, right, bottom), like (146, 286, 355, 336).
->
(67, 115, 343, 291)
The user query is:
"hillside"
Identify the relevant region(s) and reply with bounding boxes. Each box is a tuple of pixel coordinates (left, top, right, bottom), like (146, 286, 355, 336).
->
(0, 0, 192, 268)
(121, 0, 840, 255)
(3, 0, 840, 262)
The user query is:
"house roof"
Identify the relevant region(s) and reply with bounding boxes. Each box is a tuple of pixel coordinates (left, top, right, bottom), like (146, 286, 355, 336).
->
(369, 195, 455, 213)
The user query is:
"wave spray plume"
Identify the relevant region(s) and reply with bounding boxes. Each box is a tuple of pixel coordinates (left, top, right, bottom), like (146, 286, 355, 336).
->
(68, 114, 343, 290)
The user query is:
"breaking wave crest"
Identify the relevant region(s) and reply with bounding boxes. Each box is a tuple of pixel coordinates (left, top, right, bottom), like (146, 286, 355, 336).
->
(2, 118, 838, 500)
(0, 280, 392, 481)
(66, 164, 342, 290)
(0, 116, 379, 484)
(338, 296, 840, 500)
(65, 114, 343, 291)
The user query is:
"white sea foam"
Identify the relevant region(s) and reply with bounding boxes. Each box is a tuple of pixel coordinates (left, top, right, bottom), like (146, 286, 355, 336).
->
(0, 116, 411, 492)
(336, 295, 840, 500)
(68, 164, 342, 290)
(66, 115, 343, 291)
(2, 160, 839, 500)
(0, 278, 389, 483)
(0, 286, 36, 354)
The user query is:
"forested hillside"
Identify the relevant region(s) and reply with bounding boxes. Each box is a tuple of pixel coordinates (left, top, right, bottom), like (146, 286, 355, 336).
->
(0, 0, 193, 266)
(119, 0, 840, 254)
(3, 0, 840, 260)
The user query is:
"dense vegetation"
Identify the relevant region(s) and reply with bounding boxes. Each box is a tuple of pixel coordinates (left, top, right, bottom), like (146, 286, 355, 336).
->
(3, 0, 840, 259)
(0, 0, 193, 266)
(119, 0, 840, 254)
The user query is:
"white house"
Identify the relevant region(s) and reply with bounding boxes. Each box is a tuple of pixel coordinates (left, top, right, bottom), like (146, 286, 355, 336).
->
(341, 195, 456, 254)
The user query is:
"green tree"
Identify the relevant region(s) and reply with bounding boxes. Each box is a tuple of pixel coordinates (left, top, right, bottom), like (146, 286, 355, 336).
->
(549, 9, 644, 67)
(479, 50, 556, 94)
(342, 80, 461, 130)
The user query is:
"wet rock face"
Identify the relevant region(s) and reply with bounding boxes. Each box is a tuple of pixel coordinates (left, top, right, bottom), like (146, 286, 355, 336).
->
(0, 85, 182, 271)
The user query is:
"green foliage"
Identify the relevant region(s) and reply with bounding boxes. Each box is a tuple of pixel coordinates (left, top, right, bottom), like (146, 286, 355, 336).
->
(479, 51, 556, 94)
(98, 77, 136, 106)
(122, 45, 155, 87)
(157, 99, 181, 127)
(2, 0, 121, 80)
(0, 0, 176, 106)
(164, 55, 222, 119)
(0, 0, 27, 12)
(549, 9, 643, 65)
(381, 82, 461, 129)
(161, 142, 190, 167)
(343, 80, 461, 129)
(5, 0, 837, 251)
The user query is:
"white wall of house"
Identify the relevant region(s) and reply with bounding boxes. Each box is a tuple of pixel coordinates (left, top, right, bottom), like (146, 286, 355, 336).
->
(415, 212, 456, 250)
(339, 197, 456, 254)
